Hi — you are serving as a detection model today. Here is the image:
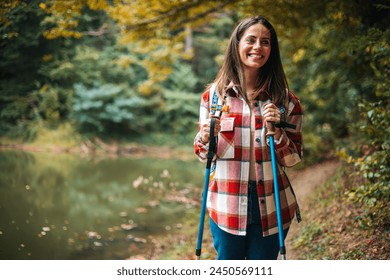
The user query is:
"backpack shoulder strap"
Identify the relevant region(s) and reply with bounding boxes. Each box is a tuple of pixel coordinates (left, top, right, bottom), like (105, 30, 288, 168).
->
(209, 84, 223, 115)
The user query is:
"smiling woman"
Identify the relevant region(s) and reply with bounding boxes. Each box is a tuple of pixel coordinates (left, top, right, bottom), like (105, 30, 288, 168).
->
(193, 15, 303, 260)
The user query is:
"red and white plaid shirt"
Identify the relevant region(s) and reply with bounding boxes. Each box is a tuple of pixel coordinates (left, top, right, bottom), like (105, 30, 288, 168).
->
(194, 85, 303, 237)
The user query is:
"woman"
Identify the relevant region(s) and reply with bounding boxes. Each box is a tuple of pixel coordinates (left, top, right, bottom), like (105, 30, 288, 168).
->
(194, 16, 303, 260)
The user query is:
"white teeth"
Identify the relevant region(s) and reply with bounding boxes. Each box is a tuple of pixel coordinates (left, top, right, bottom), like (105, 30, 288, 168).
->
(249, 54, 263, 58)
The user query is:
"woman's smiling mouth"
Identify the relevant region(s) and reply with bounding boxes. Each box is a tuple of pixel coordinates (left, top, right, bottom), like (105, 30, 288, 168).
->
(248, 53, 264, 58)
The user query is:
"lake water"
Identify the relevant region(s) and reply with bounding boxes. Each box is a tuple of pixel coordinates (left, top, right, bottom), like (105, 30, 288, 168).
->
(0, 150, 204, 260)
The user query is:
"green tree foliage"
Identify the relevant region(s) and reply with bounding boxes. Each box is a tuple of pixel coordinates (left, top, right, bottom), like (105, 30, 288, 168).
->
(157, 90, 199, 144)
(38, 0, 238, 91)
(0, 0, 117, 137)
(162, 61, 199, 92)
(339, 23, 389, 231)
(287, 1, 389, 160)
(190, 14, 237, 92)
(72, 83, 145, 133)
(0, 1, 54, 137)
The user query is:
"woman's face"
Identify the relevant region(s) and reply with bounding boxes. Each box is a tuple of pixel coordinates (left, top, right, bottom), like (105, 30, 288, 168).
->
(238, 23, 271, 73)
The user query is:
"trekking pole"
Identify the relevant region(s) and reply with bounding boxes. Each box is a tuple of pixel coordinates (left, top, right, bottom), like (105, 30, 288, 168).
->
(195, 117, 217, 260)
(266, 121, 287, 260)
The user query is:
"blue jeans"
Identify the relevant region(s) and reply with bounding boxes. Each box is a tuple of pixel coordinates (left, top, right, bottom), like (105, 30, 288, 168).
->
(209, 181, 289, 260)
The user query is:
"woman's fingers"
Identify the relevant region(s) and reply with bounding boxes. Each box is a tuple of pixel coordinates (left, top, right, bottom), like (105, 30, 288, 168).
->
(263, 104, 281, 123)
(201, 118, 221, 142)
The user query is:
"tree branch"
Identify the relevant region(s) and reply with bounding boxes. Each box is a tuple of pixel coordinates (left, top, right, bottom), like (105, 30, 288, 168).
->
(82, 23, 108, 37)
(124, 0, 238, 31)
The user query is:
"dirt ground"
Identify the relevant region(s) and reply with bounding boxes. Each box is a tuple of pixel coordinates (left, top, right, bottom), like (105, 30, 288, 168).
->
(284, 160, 341, 259)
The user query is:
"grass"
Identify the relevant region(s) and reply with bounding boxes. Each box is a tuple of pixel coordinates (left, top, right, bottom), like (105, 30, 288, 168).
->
(290, 163, 389, 260)
(153, 210, 216, 260)
(0, 122, 81, 150)
(31, 122, 82, 148)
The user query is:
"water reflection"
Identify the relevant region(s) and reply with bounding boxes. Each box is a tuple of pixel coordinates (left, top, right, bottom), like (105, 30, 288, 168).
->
(0, 150, 203, 259)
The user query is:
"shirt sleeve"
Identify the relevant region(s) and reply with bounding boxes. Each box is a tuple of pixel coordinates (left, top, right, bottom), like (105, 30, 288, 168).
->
(194, 90, 211, 162)
(273, 92, 303, 167)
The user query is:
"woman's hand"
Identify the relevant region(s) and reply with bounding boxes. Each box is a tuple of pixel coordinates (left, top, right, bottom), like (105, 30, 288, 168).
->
(200, 115, 221, 143)
(263, 103, 282, 140)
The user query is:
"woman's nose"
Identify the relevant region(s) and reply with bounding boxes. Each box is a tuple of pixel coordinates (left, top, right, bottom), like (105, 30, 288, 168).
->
(253, 40, 262, 49)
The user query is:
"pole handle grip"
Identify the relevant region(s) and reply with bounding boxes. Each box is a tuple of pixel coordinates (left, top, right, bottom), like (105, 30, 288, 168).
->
(207, 117, 217, 161)
(266, 121, 276, 136)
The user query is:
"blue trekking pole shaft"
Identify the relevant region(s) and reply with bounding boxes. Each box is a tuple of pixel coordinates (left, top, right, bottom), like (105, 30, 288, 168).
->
(267, 122, 286, 260)
(196, 117, 216, 260)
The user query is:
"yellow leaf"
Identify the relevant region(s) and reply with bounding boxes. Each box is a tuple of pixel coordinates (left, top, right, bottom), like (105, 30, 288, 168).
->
(39, 2, 46, 10)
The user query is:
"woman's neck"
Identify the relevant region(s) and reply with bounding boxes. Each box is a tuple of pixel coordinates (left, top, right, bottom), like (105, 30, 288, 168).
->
(245, 69, 260, 100)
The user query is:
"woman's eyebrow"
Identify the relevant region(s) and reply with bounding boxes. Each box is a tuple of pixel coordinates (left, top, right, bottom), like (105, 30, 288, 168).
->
(244, 34, 270, 40)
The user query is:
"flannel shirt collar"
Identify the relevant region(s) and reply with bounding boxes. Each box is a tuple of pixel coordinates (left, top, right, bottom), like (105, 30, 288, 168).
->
(225, 81, 271, 101)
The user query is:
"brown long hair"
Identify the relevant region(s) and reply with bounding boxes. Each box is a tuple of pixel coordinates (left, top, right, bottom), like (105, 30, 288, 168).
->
(213, 15, 289, 106)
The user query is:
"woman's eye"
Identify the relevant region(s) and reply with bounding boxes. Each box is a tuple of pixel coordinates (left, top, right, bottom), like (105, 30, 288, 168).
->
(261, 40, 270, 45)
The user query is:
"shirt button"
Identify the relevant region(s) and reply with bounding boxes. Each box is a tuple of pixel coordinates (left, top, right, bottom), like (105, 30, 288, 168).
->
(256, 138, 261, 143)
(254, 102, 259, 107)
(260, 199, 265, 204)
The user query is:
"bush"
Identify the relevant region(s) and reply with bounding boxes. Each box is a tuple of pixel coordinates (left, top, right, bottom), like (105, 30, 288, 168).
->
(72, 83, 146, 133)
(341, 100, 390, 230)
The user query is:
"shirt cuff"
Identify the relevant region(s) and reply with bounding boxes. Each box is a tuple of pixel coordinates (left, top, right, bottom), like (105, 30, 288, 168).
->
(274, 133, 284, 145)
(266, 133, 284, 146)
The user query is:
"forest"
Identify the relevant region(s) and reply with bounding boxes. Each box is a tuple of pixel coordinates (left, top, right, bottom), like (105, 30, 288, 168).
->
(0, 0, 389, 260)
